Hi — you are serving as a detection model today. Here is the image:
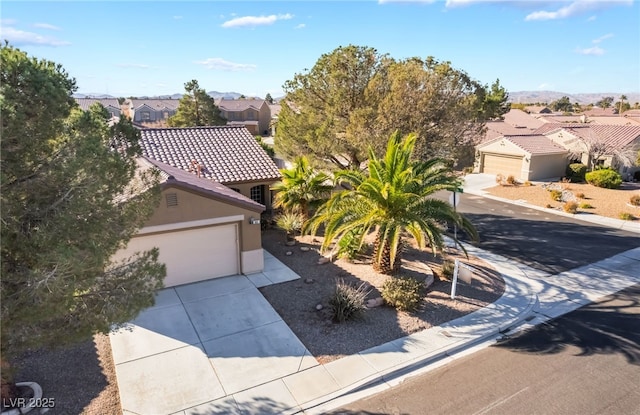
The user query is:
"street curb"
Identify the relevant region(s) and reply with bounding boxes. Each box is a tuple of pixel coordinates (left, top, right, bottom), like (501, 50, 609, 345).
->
(298, 261, 538, 415)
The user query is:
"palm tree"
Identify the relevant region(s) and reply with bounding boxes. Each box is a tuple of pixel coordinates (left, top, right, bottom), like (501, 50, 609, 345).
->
(271, 156, 333, 218)
(305, 131, 478, 275)
(619, 94, 628, 115)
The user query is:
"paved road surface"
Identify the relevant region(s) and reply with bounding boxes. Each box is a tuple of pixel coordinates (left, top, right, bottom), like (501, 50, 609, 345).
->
(335, 284, 640, 415)
(440, 192, 640, 274)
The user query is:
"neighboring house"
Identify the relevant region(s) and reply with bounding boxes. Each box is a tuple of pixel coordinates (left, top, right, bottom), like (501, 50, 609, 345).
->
(476, 135, 568, 181)
(524, 105, 553, 114)
(75, 98, 121, 118)
(217, 98, 271, 136)
(111, 158, 265, 287)
(476, 124, 640, 181)
(126, 99, 180, 123)
(482, 109, 545, 143)
(139, 125, 281, 210)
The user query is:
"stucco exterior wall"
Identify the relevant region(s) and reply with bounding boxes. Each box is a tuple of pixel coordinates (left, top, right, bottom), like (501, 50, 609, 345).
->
(147, 187, 263, 251)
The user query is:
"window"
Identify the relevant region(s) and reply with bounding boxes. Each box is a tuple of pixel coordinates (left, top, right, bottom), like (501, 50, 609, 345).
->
(141, 111, 151, 121)
(250, 185, 264, 204)
(246, 110, 255, 120)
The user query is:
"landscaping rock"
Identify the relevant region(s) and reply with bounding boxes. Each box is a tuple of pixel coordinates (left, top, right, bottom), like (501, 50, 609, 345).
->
(317, 257, 330, 265)
(304, 278, 315, 284)
(366, 297, 384, 308)
(300, 246, 310, 252)
(285, 251, 293, 256)
(285, 240, 296, 246)
(315, 304, 323, 311)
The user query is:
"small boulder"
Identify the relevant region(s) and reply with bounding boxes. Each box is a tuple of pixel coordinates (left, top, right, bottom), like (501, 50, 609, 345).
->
(316, 304, 323, 311)
(285, 240, 296, 246)
(285, 251, 293, 256)
(317, 257, 330, 265)
(366, 297, 384, 308)
(304, 278, 315, 284)
(300, 246, 310, 252)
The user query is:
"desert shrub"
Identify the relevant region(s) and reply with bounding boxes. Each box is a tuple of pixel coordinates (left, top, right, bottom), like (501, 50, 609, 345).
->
(619, 212, 636, 221)
(575, 192, 585, 199)
(276, 211, 304, 240)
(495, 173, 505, 186)
(585, 169, 622, 189)
(329, 280, 370, 323)
(441, 258, 456, 279)
(566, 163, 587, 182)
(630, 194, 640, 207)
(563, 201, 578, 214)
(549, 189, 563, 202)
(579, 202, 593, 209)
(462, 166, 474, 174)
(545, 203, 553, 208)
(523, 181, 532, 187)
(381, 276, 423, 312)
(506, 175, 517, 185)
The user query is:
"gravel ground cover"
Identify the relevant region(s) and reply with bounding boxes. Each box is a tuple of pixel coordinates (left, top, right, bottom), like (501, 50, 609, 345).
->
(486, 181, 640, 220)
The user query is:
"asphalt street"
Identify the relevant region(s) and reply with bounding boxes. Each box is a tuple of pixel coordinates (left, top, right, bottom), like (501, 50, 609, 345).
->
(443, 193, 640, 274)
(336, 284, 640, 415)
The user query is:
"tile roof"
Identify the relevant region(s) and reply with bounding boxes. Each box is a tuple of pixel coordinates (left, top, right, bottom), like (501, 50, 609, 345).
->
(502, 109, 545, 129)
(139, 126, 281, 184)
(503, 135, 568, 155)
(562, 125, 640, 149)
(130, 99, 180, 111)
(145, 158, 265, 212)
(217, 98, 267, 112)
(75, 98, 121, 111)
(583, 108, 617, 117)
(533, 123, 590, 135)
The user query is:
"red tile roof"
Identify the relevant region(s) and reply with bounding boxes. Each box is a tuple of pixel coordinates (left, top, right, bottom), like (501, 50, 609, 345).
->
(140, 126, 281, 184)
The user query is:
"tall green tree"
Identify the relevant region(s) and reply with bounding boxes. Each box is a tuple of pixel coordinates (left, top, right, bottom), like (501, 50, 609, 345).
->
(271, 156, 333, 219)
(275, 45, 390, 170)
(305, 132, 477, 275)
(0, 45, 166, 364)
(168, 79, 225, 127)
(478, 79, 510, 120)
(551, 96, 573, 112)
(265, 93, 274, 104)
(366, 57, 495, 167)
(595, 96, 614, 109)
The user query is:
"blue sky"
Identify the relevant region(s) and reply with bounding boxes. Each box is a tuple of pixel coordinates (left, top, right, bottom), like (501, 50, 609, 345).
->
(1, 1, 639, 98)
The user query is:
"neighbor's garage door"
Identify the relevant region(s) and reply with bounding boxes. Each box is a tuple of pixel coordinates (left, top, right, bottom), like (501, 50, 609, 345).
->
(482, 154, 523, 178)
(117, 224, 239, 288)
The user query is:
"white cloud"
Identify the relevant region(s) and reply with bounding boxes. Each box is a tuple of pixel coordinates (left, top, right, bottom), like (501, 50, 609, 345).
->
(221, 14, 293, 28)
(195, 58, 257, 71)
(0, 19, 17, 26)
(33, 23, 61, 31)
(525, 0, 632, 21)
(587, 15, 597, 22)
(0, 26, 70, 46)
(576, 46, 605, 56)
(295, 23, 306, 29)
(116, 63, 151, 69)
(592, 33, 613, 44)
(173, 15, 183, 20)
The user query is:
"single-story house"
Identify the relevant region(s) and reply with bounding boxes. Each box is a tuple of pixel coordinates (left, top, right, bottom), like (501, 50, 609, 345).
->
(139, 125, 282, 210)
(112, 158, 266, 288)
(476, 134, 568, 181)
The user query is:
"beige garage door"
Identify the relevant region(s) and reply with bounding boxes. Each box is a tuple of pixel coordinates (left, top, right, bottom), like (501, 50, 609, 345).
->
(115, 224, 239, 287)
(482, 154, 524, 178)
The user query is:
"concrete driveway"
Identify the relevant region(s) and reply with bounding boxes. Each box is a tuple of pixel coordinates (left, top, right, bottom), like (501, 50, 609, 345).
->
(110, 251, 318, 414)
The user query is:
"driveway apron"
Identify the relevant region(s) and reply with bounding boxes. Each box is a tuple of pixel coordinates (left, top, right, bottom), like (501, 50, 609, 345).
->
(109, 251, 315, 415)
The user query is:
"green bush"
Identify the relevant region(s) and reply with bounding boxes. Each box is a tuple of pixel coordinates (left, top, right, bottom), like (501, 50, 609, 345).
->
(441, 258, 455, 279)
(565, 163, 587, 182)
(630, 194, 640, 207)
(329, 280, 370, 323)
(579, 202, 593, 209)
(619, 212, 636, 221)
(337, 227, 364, 260)
(585, 169, 622, 189)
(381, 276, 423, 312)
(549, 189, 563, 201)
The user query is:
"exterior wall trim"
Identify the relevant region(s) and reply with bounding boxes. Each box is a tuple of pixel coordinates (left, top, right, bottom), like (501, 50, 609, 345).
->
(137, 215, 244, 236)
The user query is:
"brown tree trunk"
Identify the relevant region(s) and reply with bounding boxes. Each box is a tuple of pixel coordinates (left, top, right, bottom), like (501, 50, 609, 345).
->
(1, 359, 17, 406)
(372, 234, 401, 275)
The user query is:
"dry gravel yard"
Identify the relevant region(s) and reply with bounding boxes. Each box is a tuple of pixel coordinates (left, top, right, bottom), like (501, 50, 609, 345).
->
(486, 181, 640, 220)
(260, 229, 505, 364)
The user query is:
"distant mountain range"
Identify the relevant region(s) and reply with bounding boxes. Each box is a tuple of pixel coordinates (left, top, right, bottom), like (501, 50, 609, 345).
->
(74, 90, 639, 105)
(508, 91, 640, 105)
